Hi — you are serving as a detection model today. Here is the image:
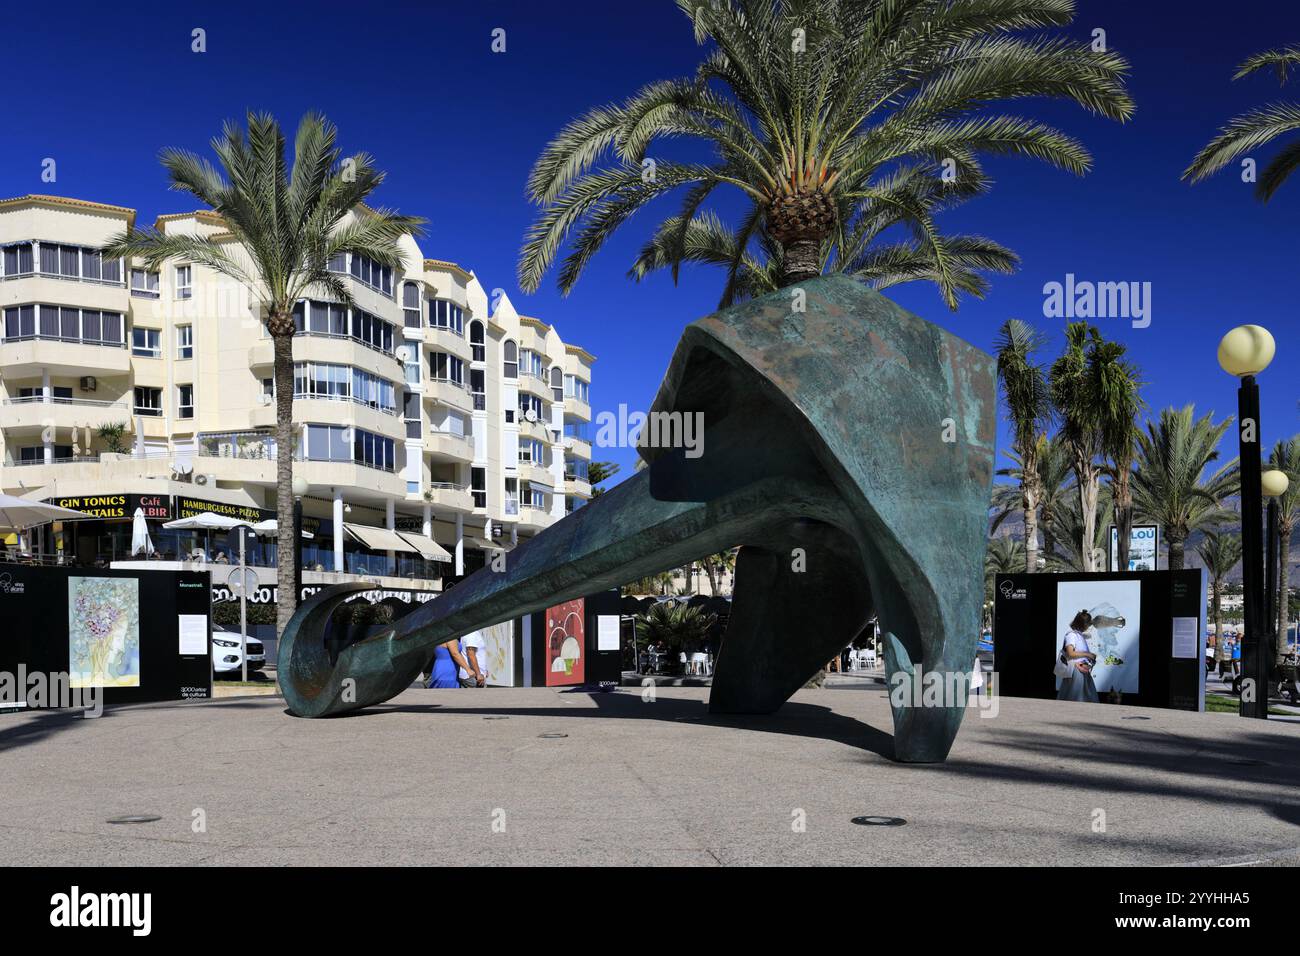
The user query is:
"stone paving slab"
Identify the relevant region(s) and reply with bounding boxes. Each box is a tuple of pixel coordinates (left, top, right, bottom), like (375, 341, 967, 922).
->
(0, 686, 1296, 866)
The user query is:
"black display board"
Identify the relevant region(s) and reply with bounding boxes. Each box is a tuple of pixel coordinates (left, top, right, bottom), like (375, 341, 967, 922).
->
(993, 570, 1206, 711)
(0, 565, 212, 709)
(583, 589, 623, 687)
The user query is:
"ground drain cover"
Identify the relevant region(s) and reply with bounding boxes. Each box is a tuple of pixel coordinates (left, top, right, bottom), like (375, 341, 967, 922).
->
(851, 815, 906, 827)
(107, 815, 161, 825)
(538, 732, 568, 739)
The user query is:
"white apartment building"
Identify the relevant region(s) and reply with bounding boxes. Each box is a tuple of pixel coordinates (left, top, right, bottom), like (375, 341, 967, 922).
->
(0, 194, 594, 595)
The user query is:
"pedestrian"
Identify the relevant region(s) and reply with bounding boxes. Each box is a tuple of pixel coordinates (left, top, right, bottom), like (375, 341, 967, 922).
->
(459, 629, 487, 687)
(427, 637, 471, 689)
(1055, 609, 1099, 702)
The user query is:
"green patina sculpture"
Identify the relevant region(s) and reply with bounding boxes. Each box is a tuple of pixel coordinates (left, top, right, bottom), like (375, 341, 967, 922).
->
(279, 275, 996, 762)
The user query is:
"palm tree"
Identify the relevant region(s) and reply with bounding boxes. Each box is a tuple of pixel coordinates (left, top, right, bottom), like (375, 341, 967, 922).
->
(519, 0, 1133, 307)
(1048, 323, 1106, 571)
(700, 549, 738, 595)
(991, 436, 1074, 562)
(588, 460, 620, 497)
(635, 601, 718, 665)
(104, 113, 424, 634)
(995, 320, 1051, 571)
(1131, 406, 1238, 570)
(1196, 531, 1243, 668)
(1184, 46, 1300, 200)
(1267, 436, 1300, 665)
(1091, 338, 1145, 568)
(1045, 486, 1113, 573)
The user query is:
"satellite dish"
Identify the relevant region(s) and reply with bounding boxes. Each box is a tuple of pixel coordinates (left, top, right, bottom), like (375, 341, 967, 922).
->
(258, 392, 272, 406)
(395, 345, 411, 362)
(525, 408, 538, 423)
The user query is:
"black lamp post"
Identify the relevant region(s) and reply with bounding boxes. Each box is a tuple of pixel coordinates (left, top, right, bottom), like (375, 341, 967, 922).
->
(291, 475, 309, 607)
(1218, 325, 1276, 719)
(1263, 469, 1290, 699)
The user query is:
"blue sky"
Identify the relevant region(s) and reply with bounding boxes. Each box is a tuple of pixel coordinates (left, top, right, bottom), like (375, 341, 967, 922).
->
(3, 0, 1297, 481)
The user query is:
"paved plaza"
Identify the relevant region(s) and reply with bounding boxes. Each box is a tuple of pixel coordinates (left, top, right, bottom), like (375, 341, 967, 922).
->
(1, 686, 1297, 866)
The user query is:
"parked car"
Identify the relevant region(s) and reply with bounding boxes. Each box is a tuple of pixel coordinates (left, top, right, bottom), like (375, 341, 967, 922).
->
(212, 624, 265, 676)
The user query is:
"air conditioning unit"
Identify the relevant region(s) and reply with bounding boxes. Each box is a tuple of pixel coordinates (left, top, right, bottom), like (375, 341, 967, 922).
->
(79, 376, 97, 392)
(195, 473, 215, 486)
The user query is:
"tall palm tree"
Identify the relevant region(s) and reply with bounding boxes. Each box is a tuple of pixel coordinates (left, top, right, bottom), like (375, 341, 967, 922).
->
(1131, 406, 1238, 571)
(991, 435, 1074, 562)
(1048, 323, 1105, 571)
(1091, 338, 1145, 568)
(994, 320, 1051, 571)
(1196, 530, 1243, 667)
(984, 534, 1025, 605)
(588, 460, 620, 497)
(1267, 436, 1300, 665)
(519, 0, 1133, 307)
(700, 548, 738, 595)
(1045, 486, 1113, 573)
(1184, 46, 1300, 200)
(105, 112, 424, 634)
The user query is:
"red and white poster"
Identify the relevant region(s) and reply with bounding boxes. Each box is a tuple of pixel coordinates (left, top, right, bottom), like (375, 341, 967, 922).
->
(544, 598, 584, 686)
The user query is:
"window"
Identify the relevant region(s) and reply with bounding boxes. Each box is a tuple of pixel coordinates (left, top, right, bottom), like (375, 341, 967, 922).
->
(20, 445, 73, 463)
(177, 384, 194, 419)
(428, 299, 464, 335)
(472, 467, 487, 509)
(551, 367, 564, 402)
(564, 421, 590, 443)
(404, 391, 421, 439)
(293, 362, 396, 413)
(402, 282, 422, 327)
(504, 477, 518, 514)
(262, 378, 275, 400)
(519, 349, 543, 379)
(404, 355, 421, 386)
(564, 374, 590, 404)
(176, 325, 193, 359)
(428, 351, 464, 385)
(347, 253, 393, 296)
(469, 320, 485, 362)
(175, 265, 192, 299)
(518, 393, 545, 422)
(565, 457, 589, 481)
(2, 243, 34, 277)
(132, 328, 161, 357)
(302, 424, 393, 470)
(134, 387, 162, 416)
(521, 481, 549, 511)
(469, 368, 485, 410)
(518, 438, 545, 465)
(503, 340, 517, 379)
(292, 300, 394, 354)
(130, 268, 160, 298)
(4, 305, 123, 345)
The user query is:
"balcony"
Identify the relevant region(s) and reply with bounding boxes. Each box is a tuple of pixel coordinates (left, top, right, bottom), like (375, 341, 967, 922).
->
(1, 395, 133, 433)
(425, 327, 471, 360)
(426, 429, 475, 463)
(517, 461, 553, 487)
(565, 476, 593, 498)
(518, 416, 552, 444)
(517, 504, 555, 531)
(247, 333, 401, 374)
(423, 378, 472, 411)
(563, 435, 592, 460)
(518, 372, 552, 400)
(423, 481, 475, 512)
(0, 335, 131, 377)
(565, 397, 592, 423)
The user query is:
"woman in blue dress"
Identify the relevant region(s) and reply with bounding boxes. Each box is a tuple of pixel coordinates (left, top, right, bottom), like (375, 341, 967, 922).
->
(427, 638, 469, 688)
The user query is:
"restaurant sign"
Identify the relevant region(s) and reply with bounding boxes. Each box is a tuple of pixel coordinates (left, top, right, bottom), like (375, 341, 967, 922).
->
(175, 496, 274, 524)
(52, 493, 173, 520)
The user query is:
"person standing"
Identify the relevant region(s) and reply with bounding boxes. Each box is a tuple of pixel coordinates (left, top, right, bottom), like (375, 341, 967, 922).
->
(1056, 610, 1099, 702)
(428, 637, 472, 689)
(459, 629, 487, 687)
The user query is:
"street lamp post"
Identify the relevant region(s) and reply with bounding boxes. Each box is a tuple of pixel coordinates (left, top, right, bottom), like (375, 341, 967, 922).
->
(1218, 325, 1275, 719)
(1263, 469, 1289, 682)
(291, 475, 309, 609)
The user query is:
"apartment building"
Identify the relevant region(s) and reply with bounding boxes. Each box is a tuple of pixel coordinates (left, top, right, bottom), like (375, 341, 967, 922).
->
(0, 194, 594, 594)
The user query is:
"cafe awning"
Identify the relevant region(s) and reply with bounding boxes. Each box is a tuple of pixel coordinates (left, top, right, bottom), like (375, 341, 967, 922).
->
(393, 531, 453, 562)
(344, 523, 417, 554)
(464, 535, 510, 552)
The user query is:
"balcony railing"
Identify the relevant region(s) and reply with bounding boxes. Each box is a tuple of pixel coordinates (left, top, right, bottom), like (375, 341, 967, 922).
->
(8, 455, 100, 467)
(2, 395, 129, 409)
(292, 392, 401, 416)
(1, 332, 126, 349)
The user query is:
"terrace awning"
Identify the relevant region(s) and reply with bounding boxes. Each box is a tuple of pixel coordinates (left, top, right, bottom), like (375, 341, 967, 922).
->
(395, 531, 452, 562)
(464, 535, 508, 552)
(344, 523, 416, 554)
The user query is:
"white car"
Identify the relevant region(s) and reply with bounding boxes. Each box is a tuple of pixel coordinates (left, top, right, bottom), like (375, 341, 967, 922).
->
(212, 625, 266, 676)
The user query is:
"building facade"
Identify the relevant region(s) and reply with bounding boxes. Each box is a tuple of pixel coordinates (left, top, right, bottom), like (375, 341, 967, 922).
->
(0, 194, 594, 595)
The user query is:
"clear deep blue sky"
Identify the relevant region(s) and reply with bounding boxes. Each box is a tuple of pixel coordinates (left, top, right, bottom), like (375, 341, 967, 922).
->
(3, 0, 1297, 480)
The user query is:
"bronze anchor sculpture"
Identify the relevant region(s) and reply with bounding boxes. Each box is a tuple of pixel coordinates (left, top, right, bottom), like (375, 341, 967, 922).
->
(279, 275, 996, 762)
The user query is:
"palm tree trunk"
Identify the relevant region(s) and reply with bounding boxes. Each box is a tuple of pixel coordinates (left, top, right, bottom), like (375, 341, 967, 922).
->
(1276, 525, 1292, 668)
(1023, 487, 1040, 572)
(272, 325, 298, 638)
(1167, 533, 1186, 571)
(779, 238, 821, 286)
(1115, 474, 1133, 570)
(703, 557, 720, 596)
(1042, 503, 1057, 560)
(1213, 584, 1227, 663)
(1079, 471, 1099, 572)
